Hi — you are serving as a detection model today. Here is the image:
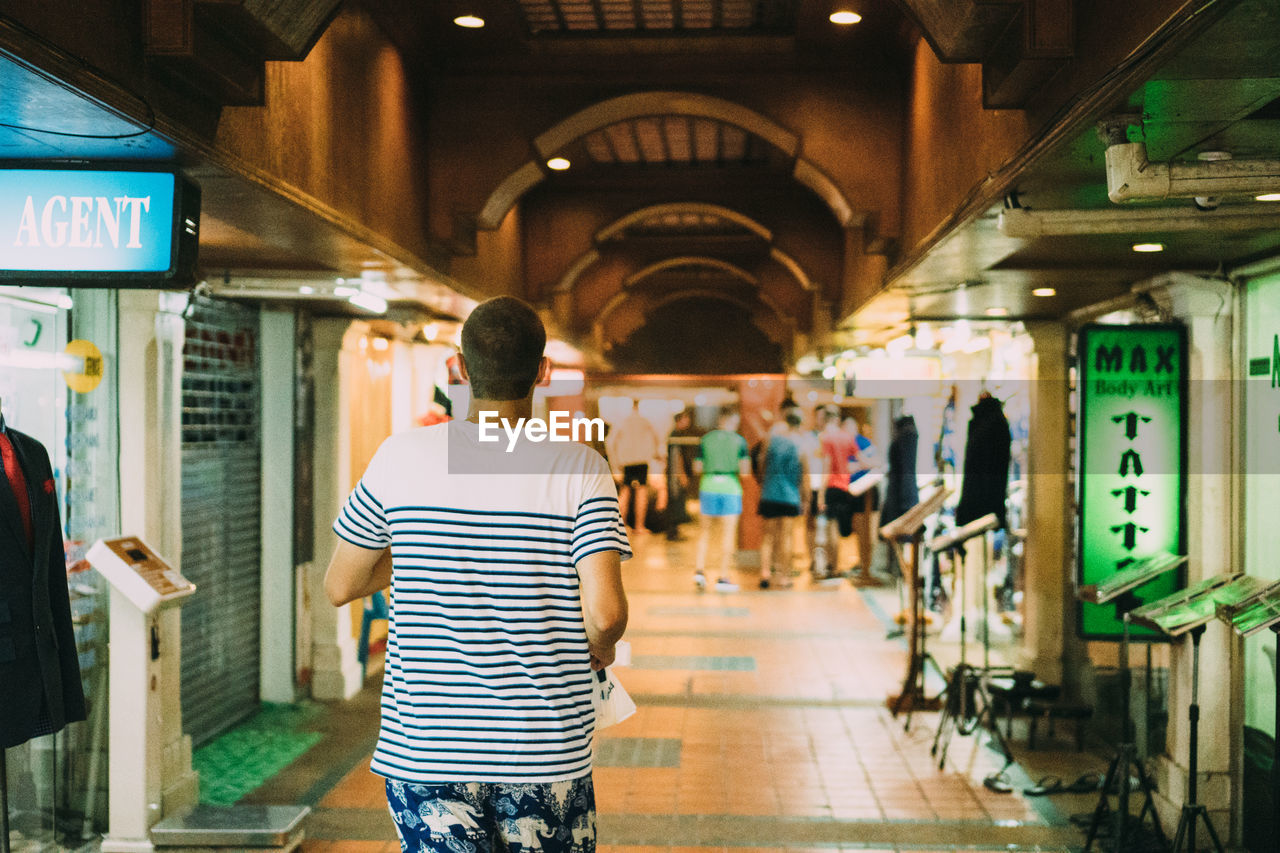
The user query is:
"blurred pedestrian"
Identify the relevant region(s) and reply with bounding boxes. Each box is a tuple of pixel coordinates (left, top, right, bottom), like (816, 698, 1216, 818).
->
(606, 399, 662, 534)
(694, 405, 750, 592)
(757, 407, 808, 588)
(844, 416, 883, 585)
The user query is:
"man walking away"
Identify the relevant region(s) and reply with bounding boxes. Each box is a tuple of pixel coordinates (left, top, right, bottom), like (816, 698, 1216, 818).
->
(693, 406, 750, 592)
(606, 400, 662, 534)
(325, 296, 630, 853)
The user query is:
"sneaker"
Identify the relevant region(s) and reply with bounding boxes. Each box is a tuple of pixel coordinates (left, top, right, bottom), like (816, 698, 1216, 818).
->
(694, 571, 707, 590)
(715, 578, 739, 593)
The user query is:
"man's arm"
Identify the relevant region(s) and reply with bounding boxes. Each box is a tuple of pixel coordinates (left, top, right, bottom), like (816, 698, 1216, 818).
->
(325, 541, 393, 606)
(576, 549, 628, 669)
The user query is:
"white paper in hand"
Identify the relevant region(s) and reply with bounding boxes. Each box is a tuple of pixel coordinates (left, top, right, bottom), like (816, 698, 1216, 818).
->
(591, 667, 637, 729)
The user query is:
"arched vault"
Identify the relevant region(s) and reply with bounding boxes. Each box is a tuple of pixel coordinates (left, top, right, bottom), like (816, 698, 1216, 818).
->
(478, 92, 857, 230)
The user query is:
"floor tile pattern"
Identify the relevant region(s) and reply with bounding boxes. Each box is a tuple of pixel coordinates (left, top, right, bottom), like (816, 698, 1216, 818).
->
(595, 737, 684, 768)
(256, 533, 1104, 853)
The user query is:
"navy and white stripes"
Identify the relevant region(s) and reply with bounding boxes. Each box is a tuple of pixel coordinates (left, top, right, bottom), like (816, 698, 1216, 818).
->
(333, 421, 630, 784)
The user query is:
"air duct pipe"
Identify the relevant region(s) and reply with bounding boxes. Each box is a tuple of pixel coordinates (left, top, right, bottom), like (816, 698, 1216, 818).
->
(1104, 140, 1280, 204)
(998, 205, 1280, 237)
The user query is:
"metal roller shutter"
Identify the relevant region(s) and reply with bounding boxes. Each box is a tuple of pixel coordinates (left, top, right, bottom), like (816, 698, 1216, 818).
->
(179, 299, 262, 745)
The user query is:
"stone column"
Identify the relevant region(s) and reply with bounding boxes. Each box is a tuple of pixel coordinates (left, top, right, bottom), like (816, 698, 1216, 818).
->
(1136, 274, 1239, 837)
(308, 317, 363, 700)
(1019, 322, 1084, 688)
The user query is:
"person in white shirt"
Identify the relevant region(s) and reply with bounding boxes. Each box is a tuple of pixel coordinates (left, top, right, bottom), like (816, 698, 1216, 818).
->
(325, 296, 630, 853)
(606, 401, 662, 533)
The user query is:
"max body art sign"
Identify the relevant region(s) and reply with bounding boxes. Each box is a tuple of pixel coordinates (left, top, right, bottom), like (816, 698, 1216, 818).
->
(1077, 324, 1187, 639)
(1, 169, 180, 275)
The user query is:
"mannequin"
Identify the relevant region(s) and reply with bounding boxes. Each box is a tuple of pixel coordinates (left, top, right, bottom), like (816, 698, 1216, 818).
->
(0, 397, 87, 851)
(955, 392, 1012, 529)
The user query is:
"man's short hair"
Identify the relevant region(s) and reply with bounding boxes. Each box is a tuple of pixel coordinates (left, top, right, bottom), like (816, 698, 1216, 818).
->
(460, 297, 546, 401)
(784, 408, 803, 427)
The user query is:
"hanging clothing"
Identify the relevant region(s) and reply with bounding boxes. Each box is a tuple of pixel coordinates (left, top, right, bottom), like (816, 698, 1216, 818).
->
(880, 415, 919, 531)
(0, 417, 87, 748)
(955, 396, 1012, 530)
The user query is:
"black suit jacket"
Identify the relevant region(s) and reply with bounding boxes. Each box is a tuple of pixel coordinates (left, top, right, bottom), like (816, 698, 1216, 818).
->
(955, 396, 1012, 530)
(0, 423, 87, 748)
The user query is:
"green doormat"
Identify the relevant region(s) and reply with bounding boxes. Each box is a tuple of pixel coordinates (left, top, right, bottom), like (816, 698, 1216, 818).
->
(193, 703, 324, 805)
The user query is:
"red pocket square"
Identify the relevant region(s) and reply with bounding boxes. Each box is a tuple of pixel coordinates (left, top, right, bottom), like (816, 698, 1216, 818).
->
(44, 479, 55, 494)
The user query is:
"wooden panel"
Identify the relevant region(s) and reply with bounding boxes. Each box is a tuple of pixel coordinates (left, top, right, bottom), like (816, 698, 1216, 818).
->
(893, 0, 1020, 62)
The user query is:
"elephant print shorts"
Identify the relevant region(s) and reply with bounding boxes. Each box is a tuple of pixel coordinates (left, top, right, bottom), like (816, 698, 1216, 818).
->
(385, 776, 596, 853)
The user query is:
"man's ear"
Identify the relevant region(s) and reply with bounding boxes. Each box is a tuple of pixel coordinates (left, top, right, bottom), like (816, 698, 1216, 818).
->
(455, 352, 471, 384)
(535, 356, 551, 386)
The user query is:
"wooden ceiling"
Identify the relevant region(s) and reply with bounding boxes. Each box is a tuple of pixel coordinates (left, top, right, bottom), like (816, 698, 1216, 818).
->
(515, 0, 798, 33)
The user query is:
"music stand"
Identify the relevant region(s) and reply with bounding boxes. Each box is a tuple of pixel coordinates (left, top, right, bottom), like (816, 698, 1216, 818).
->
(881, 485, 951, 729)
(1128, 573, 1264, 853)
(925, 514, 1014, 781)
(1077, 552, 1187, 853)
(1217, 577, 1280, 853)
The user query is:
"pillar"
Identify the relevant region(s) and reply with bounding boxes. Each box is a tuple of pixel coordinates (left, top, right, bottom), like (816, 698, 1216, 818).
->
(110, 292, 197, 847)
(1020, 321, 1086, 688)
(1137, 274, 1240, 837)
(307, 316, 363, 700)
(259, 308, 298, 703)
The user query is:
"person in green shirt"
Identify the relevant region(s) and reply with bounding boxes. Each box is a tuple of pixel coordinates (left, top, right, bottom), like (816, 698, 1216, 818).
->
(693, 406, 751, 592)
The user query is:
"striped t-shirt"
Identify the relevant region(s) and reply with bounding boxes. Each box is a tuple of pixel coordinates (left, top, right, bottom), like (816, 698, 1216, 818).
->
(333, 418, 631, 784)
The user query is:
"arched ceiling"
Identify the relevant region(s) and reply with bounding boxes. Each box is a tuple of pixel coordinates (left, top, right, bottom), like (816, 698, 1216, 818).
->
(539, 200, 820, 365)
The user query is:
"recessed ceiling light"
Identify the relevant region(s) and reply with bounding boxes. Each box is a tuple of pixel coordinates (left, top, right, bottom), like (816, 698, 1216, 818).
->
(546, 157, 571, 171)
(1256, 192, 1280, 202)
(985, 307, 1010, 317)
(453, 14, 485, 28)
(1032, 287, 1056, 297)
(829, 10, 862, 24)
(1132, 242, 1165, 253)
(299, 285, 315, 295)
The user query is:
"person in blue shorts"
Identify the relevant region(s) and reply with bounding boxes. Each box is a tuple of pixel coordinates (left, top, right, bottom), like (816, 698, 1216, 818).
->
(693, 406, 750, 592)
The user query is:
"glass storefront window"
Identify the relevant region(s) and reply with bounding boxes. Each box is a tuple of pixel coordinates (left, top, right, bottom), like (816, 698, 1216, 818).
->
(1, 286, 118, 851)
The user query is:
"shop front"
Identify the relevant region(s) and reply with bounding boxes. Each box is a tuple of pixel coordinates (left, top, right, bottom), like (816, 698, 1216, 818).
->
(1, 285, 120, 850)
(1, 163, 196, 848)
(1240, 263, 1280, 850)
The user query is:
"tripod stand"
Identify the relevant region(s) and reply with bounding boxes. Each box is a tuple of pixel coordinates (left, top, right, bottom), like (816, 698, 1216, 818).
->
(1083, 604, 1167, 853)
(1168, 624, 1224, 852)
(883, 486, 951, 731)
(930, 524, 1016, 783)
(889, 528, 943, 731)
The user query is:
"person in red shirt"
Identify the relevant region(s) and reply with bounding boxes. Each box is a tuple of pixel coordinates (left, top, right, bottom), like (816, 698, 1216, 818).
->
(816, 406, 856, 580)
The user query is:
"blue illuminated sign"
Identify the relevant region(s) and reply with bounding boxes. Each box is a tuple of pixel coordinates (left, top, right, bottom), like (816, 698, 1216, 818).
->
(1, 169, 179, 275)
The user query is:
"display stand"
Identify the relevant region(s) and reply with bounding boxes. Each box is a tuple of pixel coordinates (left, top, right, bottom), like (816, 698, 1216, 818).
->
(1216, 577, 1280, 853)
(88, 536, 310, 852)
(880, 486, 951, 729)
(1077, 552, 1187, 853)
(1130, 573, 1264, 853)
(926, 514, 1015, 785)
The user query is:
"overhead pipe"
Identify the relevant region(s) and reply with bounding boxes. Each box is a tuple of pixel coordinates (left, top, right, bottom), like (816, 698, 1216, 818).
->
(998, 205, 1280, 237)
(1103, 132, 1280, 204)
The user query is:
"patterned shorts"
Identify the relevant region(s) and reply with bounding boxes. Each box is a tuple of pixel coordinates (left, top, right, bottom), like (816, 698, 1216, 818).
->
(385, 776, 596, 853)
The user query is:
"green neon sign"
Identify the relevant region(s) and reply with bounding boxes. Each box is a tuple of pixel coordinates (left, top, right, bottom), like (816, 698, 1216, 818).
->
(1077, 324, 1187, 639)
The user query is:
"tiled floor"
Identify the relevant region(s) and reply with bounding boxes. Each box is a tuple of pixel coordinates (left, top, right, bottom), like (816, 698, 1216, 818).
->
(261, 532, 1109, 853)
